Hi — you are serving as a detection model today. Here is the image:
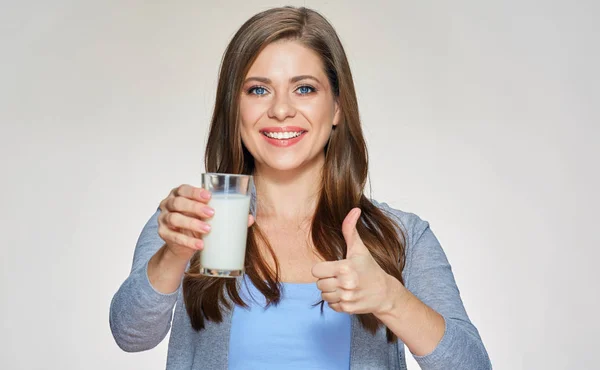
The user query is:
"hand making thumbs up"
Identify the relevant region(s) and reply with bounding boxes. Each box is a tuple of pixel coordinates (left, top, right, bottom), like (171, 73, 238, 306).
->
(312, 208, 401, 315)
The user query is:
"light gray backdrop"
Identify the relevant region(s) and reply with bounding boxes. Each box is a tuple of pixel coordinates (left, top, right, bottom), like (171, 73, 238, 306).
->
(1, 0, 598, 369)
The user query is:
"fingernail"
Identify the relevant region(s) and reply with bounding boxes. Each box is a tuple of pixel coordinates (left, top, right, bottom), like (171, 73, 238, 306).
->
(204, 207, 215, 216)
(201, 223, 211, 232)
(201, 190, 211, 200)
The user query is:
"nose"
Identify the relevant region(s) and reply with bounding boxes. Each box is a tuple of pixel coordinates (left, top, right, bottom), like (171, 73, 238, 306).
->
(267, 93, 296, 121)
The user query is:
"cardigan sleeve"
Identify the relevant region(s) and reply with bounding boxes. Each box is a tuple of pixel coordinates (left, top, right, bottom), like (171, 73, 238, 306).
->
(109, 208, 179, 352)
(380, 202, 492, 369)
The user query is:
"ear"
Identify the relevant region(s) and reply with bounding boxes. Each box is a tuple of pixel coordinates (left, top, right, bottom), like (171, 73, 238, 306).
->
(332, 98, 342, 127)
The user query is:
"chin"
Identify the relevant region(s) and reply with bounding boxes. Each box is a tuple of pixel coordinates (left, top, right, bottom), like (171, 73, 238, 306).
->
(255, 152, 325, 175)
(260, 160, 305, 173)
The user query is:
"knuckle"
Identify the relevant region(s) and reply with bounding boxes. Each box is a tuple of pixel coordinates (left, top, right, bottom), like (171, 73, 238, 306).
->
(166, 212, 177, 227)
(342, 279, 357, 290)
(191, 187, 201, 201)
(339, 264, 351, 275)
(316, 280, 324, 291)
(339, 302, 351, 313)
(166, 196, 175, 210)
(341, 291, 353, 301)
(173, 196, 185, 211)
(329, 281, 339, 292)
(173, 233, 185, 246)
(313, 268, 321, 279)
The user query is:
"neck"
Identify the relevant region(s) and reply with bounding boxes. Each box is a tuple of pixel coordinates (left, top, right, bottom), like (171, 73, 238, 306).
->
(252, 155, 324, 223)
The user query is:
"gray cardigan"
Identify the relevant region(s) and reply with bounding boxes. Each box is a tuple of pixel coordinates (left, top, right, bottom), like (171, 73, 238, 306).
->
(110, 200, 491, 369)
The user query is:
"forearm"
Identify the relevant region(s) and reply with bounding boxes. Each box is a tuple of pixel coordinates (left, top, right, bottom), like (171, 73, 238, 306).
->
(372, 207, 491, 368)
(375, 275, 445, 356)
(147, 243, 189, 294)
(110, 249, 180, 352)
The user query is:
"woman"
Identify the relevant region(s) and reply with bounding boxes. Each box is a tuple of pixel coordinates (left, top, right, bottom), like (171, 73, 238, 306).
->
(110, 6, 491, 369)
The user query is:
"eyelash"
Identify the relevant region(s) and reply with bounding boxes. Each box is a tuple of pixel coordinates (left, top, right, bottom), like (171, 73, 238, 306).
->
(246, 85, 268, 95)
(246, 84, 318, 96)
(296, 85, 317, 94)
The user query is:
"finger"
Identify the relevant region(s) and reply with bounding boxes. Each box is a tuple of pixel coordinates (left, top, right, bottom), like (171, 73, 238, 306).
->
(328, 302, 344, 313)
(342, 208, 361, 247)
(161, 211, 212, 235)
(248, 214, 255, 228)
(321, 291, 341, 304)
(325, 288, 355, 302)
(158, 224, 203, 250)
(165, 196, 215, 219)
(316, 277, 338, 293)
(312, 260, 351, 279)
(176, 184, 211, 202)
(337, 272, 358, 290)
(329, 301, 357, 314)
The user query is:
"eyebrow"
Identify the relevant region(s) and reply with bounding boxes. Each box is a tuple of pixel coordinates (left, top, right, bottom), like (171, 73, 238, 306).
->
(244, 75, 321, 84)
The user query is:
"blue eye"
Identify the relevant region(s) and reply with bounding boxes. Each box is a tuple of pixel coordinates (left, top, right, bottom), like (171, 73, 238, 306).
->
(248, 86, 268, 95)
(296, 85, 315, 95)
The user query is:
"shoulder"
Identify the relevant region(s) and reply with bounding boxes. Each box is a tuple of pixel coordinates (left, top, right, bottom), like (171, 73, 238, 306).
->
(370, 199, 453, 289)
(370, 199, 431, 249)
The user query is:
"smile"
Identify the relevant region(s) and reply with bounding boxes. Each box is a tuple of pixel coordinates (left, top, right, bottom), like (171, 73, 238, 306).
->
(262, 131, 303, 139)
(259, 127, 307, 147)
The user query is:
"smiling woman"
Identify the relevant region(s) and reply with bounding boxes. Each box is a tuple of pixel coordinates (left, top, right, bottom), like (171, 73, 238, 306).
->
(239, 41, 340, 170)
(109, 6, 492, 370)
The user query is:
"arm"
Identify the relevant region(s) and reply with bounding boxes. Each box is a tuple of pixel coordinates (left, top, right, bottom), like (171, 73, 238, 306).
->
(375, 276, 445, 356)
(381, 206, 492, 369)
(109, 208, 181, 352)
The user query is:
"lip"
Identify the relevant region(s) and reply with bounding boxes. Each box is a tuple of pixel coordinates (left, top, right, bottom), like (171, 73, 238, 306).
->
(259, 126, 307, 148)
(259, 126, 306, 133)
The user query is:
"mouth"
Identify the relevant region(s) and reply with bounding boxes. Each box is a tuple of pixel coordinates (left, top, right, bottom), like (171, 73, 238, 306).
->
(261, 131, 305, 139)
(259, 126, 307, 147)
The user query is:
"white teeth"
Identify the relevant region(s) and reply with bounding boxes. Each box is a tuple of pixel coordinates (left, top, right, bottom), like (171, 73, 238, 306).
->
(263, 131, 302, 139)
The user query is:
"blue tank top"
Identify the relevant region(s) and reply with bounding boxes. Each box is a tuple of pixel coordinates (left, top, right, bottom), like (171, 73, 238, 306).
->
(228, 274, 352, 369)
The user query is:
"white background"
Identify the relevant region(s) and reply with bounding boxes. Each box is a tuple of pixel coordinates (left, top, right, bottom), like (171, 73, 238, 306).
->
(1, 0, 598, 369)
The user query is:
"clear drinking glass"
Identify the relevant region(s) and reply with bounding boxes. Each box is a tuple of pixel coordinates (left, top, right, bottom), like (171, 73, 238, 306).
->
(199, 173, 253, 277)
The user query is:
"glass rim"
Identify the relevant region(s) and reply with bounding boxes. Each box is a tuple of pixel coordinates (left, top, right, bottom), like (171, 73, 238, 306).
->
(202, 172, 253, 178)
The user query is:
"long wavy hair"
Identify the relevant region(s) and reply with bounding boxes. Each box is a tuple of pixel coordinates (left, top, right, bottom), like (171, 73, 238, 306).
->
(182, 6, 406, 343)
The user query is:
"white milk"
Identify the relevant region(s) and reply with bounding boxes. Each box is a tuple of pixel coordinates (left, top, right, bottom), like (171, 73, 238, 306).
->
(200, 193, 252, 271)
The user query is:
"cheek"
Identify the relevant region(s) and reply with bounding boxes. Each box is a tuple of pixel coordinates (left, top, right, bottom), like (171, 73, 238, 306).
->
(239, 98, 266, 128)
(298, 99, 336, 126)
(239, 99, 261, 152)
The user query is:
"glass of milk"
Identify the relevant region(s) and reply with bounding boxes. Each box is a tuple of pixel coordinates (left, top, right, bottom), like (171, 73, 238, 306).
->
(199, 173, 253, 278)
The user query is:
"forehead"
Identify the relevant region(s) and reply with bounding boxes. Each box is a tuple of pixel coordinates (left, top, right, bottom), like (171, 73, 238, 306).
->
(245, 40, 326, 79)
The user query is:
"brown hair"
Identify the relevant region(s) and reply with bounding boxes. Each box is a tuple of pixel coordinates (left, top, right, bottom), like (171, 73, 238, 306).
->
(182, 6, 406, 343)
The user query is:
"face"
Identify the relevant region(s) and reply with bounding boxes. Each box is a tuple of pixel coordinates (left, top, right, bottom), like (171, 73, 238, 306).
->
(239, 40, 341, 174)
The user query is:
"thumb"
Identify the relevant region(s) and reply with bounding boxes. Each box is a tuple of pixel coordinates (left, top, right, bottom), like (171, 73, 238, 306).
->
(343, 208, 367, 257)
